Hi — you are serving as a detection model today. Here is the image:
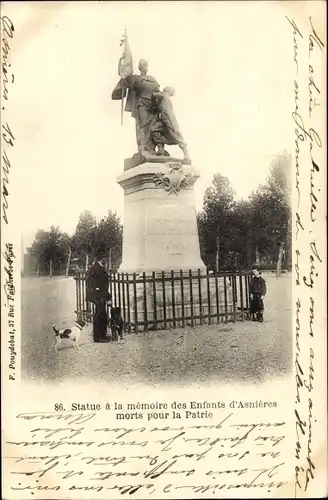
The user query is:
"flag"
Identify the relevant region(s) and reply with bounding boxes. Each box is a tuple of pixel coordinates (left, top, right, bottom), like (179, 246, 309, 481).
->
(119, 36, 133, 79)
(113, 31, 134, 125)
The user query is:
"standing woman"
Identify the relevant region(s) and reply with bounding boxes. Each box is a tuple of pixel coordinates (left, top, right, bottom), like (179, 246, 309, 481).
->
(86, 250, 111, 342)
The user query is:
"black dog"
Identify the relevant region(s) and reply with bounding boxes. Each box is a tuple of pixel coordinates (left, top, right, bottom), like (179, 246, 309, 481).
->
(110, 307, 124, 341)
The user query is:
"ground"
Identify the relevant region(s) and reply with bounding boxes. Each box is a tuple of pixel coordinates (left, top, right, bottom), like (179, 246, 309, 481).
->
(21, 273, 292, 386)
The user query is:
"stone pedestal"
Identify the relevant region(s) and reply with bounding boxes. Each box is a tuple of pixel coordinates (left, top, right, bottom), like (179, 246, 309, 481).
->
(117, 161, 206, 274)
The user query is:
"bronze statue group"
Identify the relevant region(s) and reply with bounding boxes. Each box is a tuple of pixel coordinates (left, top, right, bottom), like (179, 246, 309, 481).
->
(112, 34, 190, 162)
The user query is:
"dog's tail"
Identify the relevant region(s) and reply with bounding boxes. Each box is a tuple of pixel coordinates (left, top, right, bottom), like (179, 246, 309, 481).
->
(52, 324, 59, 335)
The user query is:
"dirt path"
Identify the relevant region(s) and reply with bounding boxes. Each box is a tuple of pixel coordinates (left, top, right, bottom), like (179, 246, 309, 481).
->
(21, 273, 292, 386)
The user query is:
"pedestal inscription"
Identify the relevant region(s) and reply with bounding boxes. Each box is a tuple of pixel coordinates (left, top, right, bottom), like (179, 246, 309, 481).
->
(117, 162, 206, 274)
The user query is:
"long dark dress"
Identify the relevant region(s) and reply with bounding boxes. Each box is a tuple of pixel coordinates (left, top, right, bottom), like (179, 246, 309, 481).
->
(86, 262, 111, 342)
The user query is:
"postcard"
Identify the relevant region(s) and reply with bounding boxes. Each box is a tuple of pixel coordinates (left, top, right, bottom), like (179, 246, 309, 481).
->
(1, 1, 327, 498)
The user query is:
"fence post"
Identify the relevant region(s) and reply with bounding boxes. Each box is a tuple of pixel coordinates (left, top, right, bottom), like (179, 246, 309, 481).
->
(206, 270, 211, 325)
(126, 273, 131, 331)
(121, 273, 126, 324)
(152, 271, 157, 330)
(117, 272, 122, 312)
(197, 269, 203, 325)
(223, 274, 228, 323)
(78, 271, 82, 319)
(180, 270, 185, 328)
(171, 270, 176, 329)
(215, 273, 220, 323)
(113, 273, 117, 307)
(232, 274, 237, 322)
(133, 272, 138, 333)
(142, 272, 148, 332)
(189, 269, 194, 327)
(81, 271, 85, 319)
(239, 273, 244, 320)
(161, 271, 167, 330)
(75, 272, 79, 319)
(109, 271, 112, 298)
(245, 272, 250, 310)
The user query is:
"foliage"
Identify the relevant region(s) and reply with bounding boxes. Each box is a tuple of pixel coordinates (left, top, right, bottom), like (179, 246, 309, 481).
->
(29, 226, 71, 274)
(71, 210, 97, 260)
(197, 173, 236, 270)
(198, 152, 292, 270)
(27, 210, 123, 275)
(249, 152, 292, 265)
(91, 210, 123, 267)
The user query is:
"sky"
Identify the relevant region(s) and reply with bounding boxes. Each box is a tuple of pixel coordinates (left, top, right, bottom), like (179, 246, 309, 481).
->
(5, 1, 294, 250)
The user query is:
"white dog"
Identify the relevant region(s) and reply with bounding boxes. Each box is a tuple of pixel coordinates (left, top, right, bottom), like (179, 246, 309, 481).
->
(52, 320, 86, 352)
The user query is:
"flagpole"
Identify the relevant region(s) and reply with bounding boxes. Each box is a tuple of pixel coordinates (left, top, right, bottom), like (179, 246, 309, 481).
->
(120, 27, 127, 126)
(121, 82, 124, 126)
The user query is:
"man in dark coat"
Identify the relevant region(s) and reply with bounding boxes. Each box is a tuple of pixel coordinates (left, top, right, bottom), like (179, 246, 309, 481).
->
(249, 267, 267, 322)
(86, 251, 111, 342)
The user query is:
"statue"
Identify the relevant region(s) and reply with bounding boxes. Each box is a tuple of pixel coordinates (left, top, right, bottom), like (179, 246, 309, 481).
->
(112, 32, 190, 164)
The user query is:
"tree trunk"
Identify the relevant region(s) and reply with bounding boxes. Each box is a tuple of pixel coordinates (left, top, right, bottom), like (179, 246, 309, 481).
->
(276, 242, 284, 277)
(49, 259, 53, 278)
(65, 247, 72, 278)
(36, 264, 40, 277)
(85, 253, 89, 271)
(215, 236, 220, 273)
(255, 246, 260, 266)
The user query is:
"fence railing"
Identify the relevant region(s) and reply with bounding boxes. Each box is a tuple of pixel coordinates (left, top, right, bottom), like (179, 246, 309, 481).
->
(74, 269, 252, 333)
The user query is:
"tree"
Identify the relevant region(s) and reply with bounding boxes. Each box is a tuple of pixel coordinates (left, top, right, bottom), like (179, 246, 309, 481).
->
(70, 209, 123, 271)
(198, 173, 235, 271)
(197, 152, 292, 273)
(29, 226, 71, 276)
(29, 229, 48, 276)
(93, 210, 123, 269)
(249, 152, 292, 272)
(71, 210, 97, 270)
(229, 199, 253, 269)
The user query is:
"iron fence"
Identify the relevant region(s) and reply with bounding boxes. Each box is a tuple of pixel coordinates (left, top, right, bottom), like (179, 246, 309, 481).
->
(74, 269, 252, 333)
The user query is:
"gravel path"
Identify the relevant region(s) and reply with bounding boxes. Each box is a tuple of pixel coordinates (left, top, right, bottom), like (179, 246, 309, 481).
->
(21, 273, 292, 386)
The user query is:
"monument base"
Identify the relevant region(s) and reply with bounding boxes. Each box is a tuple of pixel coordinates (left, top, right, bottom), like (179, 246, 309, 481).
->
(124, 151, 191, 171)
(117, 161, 206, 274)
